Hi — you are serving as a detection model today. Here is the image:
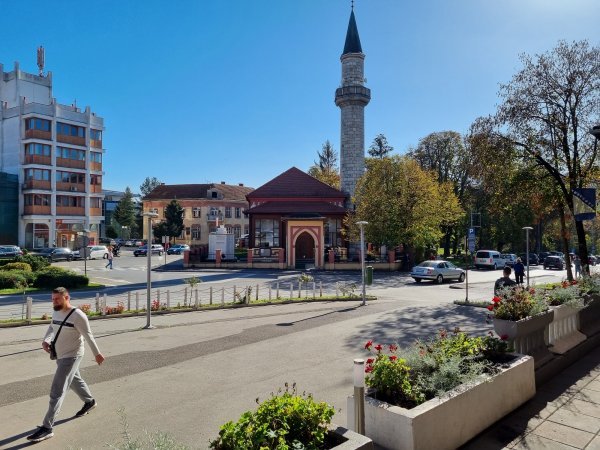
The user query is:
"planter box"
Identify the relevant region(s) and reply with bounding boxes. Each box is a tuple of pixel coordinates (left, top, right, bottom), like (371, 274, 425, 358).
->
(347, 355, 535, 450)
(493, 309, 554, 368)
(579, 294, 600, 337)
(548, 304, 586, 354)
(329, 425, 374, 449)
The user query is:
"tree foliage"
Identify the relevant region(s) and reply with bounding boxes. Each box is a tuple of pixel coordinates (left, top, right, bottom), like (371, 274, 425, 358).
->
(140, 177, 163, 198)
(308, 140, 340, 189)
(351, 156, 463, 251)
(113, 187, 137, 230)
(368, 133, 393, 158)
(153, 200, 184, 242)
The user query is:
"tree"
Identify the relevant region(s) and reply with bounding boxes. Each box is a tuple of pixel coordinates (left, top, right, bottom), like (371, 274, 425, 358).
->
(105, 225, 118, 239)
(368, 133, 393, 158)
(308, 140, 340, 189)
(162, 200, 184, 241)
(140, 177, 163, 198)
(492, 40, 600, 275)
(113, 187, 137, 231)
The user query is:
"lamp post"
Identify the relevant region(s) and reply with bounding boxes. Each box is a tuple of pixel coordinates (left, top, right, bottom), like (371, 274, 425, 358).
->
(81, 228, 90, 277)
(121, 225, 129, 241)
(356, 221, 368, 306)
(143, 212, 158, 329)
(523, 226, 533, 287)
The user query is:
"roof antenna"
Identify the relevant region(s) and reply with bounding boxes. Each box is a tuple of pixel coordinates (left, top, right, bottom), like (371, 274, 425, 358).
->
(351, 0, 354, 9)
(37, 45, 45, 77)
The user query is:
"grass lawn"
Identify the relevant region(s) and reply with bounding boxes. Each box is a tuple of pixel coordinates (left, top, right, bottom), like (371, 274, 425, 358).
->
(0, 282, 105, 296)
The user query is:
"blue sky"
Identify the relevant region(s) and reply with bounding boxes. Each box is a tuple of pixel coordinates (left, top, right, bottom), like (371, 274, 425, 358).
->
(1, 0, 597, 193)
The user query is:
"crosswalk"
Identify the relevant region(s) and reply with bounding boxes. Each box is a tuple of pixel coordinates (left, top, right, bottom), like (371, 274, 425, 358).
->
(70, 265, 156, 272)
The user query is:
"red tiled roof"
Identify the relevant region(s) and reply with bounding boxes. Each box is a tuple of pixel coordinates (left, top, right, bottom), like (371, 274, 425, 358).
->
(144, 183, 254, 201)
(246, 201, 347, 215)
(247, 167, 346, 200)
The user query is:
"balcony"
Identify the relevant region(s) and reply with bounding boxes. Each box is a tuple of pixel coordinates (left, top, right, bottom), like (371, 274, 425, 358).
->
(23, 180, 51, 190)
(24, 205, 51, 215)
(56, 206, 85, 216)
(56, 134, 85, 146)
(56, 182, 85, 193)
(90, 162, 102, 172)
(90, 207, 102, 217)
(56, 157, 86, 169)
(90, 139, 102, 149)
(90, 184, 102, 193)
(24, 154, 51, 165)
(207, 213, 223, 222)
(24, 129, 51, 141)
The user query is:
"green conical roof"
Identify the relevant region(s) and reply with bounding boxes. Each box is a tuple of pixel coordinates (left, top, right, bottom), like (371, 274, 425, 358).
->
(343, 9, 362, 54)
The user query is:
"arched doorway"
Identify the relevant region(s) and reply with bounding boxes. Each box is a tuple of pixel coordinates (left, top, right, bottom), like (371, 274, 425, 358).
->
(295, 232, 315, 269)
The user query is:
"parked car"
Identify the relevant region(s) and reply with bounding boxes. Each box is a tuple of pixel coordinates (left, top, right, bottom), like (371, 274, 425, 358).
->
(518, 253, 539, 265)
(589, 255, 597, 266)
(124, 240, 135, 246)
(410, 260, 465, 284)
(0, 245, 23, 257)
(134, 244, 163, 257)
(31, 247, 75, 262)
(538, 252, 550, 264)
(167, 244, 190, 255)
(474, 250, 505, 270)
(543, 255, 565, 270)
(501, 254, 518, 267)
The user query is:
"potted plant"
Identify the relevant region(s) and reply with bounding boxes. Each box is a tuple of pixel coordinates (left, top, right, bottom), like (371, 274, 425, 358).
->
(211, 383, 373, 450)
(545, 281, 586, 354)
(577, 273, 600, 337)
(487, 286, 554, 368)
(347, 330, 535, 450)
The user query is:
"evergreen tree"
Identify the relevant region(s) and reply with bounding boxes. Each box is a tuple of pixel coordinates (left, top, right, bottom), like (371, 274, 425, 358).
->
(368, 134, 393, 158)
(140, 177, 163, 197)
(113, 187, 137, 230)
(308, 140, 340, 189)
(163, 200, 184, 241)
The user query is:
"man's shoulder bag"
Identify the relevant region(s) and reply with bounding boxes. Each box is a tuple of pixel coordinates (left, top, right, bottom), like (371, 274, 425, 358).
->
(49, 308, 77, 360)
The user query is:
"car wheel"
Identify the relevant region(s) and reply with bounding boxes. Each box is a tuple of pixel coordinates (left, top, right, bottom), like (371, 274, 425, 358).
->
(436, 274, 443, 284)
(544, 265, 548, 270)
(67, 256, 73, 262)
(134, 254, 138, 257)
(414, 278, 422, 283)
(458, 273, 465, 282)
(158, 251, 162, 256)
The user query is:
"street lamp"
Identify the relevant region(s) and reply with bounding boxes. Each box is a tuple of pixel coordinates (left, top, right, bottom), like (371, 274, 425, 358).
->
(523, 226, 533, 287)
(142, 212, 158, 329)
(121, 225, 129, 240)
(81, 228, 90, 277)
(356, 221, 368, 306)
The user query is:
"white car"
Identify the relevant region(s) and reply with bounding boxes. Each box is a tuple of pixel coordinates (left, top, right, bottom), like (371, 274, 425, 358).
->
(75, 245, 110, 260)
(411, 260, 465, 284)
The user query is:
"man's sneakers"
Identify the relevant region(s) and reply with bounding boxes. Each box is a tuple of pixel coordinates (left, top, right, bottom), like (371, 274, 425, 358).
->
(27, 426, 54, 442)
(75, 399, 97, 417)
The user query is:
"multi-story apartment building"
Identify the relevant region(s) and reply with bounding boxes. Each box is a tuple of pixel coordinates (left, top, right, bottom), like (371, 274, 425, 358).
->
(142, 183, 253, 245)
(0, 60, 105, 249)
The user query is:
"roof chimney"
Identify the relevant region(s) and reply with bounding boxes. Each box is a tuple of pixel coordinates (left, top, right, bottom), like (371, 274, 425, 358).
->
(238, 183, 244, 186)
(220, 181, 225, 184)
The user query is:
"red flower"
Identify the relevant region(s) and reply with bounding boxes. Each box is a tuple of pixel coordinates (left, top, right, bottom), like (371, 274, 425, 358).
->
(390, 355, 398, 361)
(487, 304, 494, 311)
(365, 365, 373, 373)
(366, 358, 374, 364)
(388, 344, 398, 352)
(529, 288, 536, 294)
(492, 296, 501, 303)
(571, 280, 578, 285)
(365, 340, 373, 350)
(374, 344, 383, 352)
(500, 334, 509, 341)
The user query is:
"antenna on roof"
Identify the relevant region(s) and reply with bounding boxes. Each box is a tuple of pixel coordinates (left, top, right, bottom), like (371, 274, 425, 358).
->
(351, 0, 354, 10)
(37, 46, 45, 77)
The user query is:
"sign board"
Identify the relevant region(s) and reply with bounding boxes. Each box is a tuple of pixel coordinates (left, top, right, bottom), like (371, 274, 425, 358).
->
(162, 236, 168, 243)
(467, 228, 476, 253)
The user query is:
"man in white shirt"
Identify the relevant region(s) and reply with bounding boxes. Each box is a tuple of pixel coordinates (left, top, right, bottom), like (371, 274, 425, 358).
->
(27, 287, 105, 443)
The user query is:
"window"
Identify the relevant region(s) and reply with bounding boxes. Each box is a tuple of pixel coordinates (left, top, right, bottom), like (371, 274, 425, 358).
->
(149, 208, 159, 215)
(244, 225, 249, 235)
(90, 152, 102, 163)
(90, 129, 102, 140)
(57, 147, 85, 160)
(90, 174, 101, 185)
(56, 195, 84, 207)
(179, 228, 185, 239)
(25, 143, 51, 156)
(56, 171, 85, 183)
(210, 207, 220, 217)
(25, 168, 50, 181)
(211, 191, 217, 199)
(235, 207, 241, 218)
(324, 219, 343, 247)
(226, 226, 232, 234)
(24, 194, 50, 206)
(25, 117, 50, 131)
(233, 225, 241, 240)
(192, 207, 201, 218)
(90, 197, 101, 208)
(254, 219, 279, 248)
(225, 207, 231, 218)
(192, 225, 201, 240)
(56, 122, 85, 138)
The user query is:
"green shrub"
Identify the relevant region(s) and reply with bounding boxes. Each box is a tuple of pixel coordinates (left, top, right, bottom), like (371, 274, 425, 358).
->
(0, 271, 27, 289)
(34, 267, 89, 289)
(210, 383, 335, 450)
(0, 262, 32, 272)
(14, 254, 50, 272)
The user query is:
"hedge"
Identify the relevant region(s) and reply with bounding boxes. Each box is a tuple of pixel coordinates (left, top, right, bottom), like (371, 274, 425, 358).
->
(33, 267, 89, 289)
(0, 262, 32, 272)
(0, 270, 37, 289)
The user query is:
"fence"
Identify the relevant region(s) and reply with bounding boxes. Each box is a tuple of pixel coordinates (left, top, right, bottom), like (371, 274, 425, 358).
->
(0, 279, 362, 322)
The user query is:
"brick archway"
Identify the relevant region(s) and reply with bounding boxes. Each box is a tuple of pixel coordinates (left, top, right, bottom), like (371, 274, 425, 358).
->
(287, 223, 323, 268)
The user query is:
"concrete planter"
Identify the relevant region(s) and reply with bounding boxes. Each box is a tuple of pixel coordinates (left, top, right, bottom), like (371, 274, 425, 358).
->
(347, 355, 535, 450)
(493, 309, 554, 368)
(329, 425, 374, 449)
(548, 304, 586, 354)
(578, 294, 600, 337)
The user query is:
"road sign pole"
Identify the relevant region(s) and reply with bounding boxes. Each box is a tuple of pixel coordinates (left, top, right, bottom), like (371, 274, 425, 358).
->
(465, 234, 469, 303)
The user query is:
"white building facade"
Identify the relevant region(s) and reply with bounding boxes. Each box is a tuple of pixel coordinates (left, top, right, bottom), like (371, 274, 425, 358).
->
(0, 61, 105, 248)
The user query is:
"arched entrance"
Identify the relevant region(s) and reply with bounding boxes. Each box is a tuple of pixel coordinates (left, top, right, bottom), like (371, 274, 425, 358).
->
(294, 232, 315, 269)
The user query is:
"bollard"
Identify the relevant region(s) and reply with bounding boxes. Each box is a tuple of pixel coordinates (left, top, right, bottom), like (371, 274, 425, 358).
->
(353, 359, 365, 434)
(102, 294, 107, 315)
(221, 287, 225, 304)
(26, 296, 33, 321)
(157, 289, 161, 303)
(135, 292, 140, 310)
(233, 285, 237, 301)
(313, 281, 316, 299)
(256, 284, 259, 301)
(269, 286, 272, 301)
(194, 289, 199, 308)
(167, 290, 171, 308)
(210, 286, 213, 305)
(289, 283, 293, 299)
(184, 287, 188, 307)
(127, 292, 131, 311)
(95, 293, 100, 312)
(276, 281, 280, 299)
(319, 281, 323, 297)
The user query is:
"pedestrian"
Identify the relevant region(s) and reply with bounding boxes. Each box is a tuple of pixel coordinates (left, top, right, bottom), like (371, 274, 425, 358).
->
(105, 246, 113, 269)
(513, 258, 525, 285)
(574, 255, 581, 278)
(27, 287, 105, 443)
(494, 266, 517, 296)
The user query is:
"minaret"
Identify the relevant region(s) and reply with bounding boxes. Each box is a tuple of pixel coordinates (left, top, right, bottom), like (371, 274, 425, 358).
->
(335, 6, 370, 207)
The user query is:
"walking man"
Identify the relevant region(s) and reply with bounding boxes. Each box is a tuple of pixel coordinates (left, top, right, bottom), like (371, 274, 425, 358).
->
(494, 266, 517, 296)
(574, 255, 582, 278)
(27, 287, 105, 443)
(513, 258, 525, 285)
(105, 246, 114, 269)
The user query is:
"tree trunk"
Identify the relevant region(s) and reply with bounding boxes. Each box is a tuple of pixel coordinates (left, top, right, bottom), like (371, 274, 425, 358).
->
(575, 220, 590, 276)
(558, 205, 573, 281)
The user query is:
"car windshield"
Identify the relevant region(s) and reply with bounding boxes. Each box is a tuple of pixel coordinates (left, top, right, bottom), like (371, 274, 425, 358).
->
(417, 261, 438, 268)
(476, 252, 490, 258)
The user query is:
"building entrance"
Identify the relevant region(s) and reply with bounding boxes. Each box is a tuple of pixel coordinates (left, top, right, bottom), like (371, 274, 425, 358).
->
(294, 232, 315, 269)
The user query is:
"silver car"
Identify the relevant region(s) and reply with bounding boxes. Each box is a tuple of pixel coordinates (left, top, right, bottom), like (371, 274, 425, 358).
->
(410, 260, 466, 284)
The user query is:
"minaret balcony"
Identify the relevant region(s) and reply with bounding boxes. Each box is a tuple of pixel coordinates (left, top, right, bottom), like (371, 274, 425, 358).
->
(335, 85, 371, 107)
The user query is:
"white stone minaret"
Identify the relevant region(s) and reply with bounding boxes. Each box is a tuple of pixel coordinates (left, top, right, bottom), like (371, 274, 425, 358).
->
(335, 7, 370, 207)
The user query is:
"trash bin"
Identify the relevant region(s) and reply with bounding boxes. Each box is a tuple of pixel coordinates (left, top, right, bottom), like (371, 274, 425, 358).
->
(365, 265, 373, 285)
